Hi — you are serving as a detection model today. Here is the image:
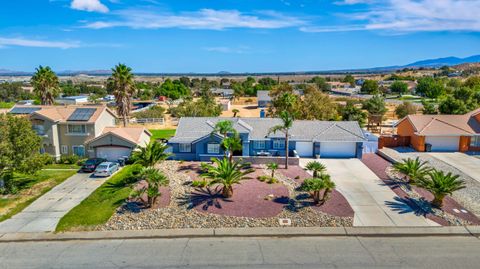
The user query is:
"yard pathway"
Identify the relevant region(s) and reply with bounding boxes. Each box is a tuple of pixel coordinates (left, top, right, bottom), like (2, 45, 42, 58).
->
(0, 172, 112, 233)
(300, 158, 438, 227)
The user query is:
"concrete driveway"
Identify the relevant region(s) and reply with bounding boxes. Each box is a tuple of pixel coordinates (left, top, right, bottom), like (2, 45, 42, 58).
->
(300, 159, 438, 227)
(0, 172, 112, 233)
(428, 153, 480, 183)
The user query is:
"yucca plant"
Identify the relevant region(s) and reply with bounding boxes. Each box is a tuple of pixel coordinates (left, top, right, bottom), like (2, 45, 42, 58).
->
(416, 170, 465, 208)
(300, 174, 336, 205)
(392, 157, 431, 184)
(201, 158, 254, 198)
(304, 161, 326, 177)
(266, 162, 279, 178)
(131, 167, 169, 208)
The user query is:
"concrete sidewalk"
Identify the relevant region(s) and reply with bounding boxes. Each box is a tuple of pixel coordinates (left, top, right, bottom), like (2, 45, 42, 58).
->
(300, 158, 438, 227)
(0, 172, 112, 233)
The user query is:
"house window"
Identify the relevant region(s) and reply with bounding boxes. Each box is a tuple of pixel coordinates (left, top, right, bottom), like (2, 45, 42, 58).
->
(40, 147, 45, 154)
(272, 139, 285, 150)
(471, 136, 480, 147)
(61, 145, 68, 154)
(68, 124, 86, 134)
(179, 143, 191, 153)
(253, 140, 266, 149)
(72, 145, 85, 157)
(32, 125, 45, 135)
(207, 143, 220, 154)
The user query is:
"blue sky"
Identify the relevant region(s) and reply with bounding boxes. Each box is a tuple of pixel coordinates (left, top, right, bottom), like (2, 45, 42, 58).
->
(1, 0, 479, 73)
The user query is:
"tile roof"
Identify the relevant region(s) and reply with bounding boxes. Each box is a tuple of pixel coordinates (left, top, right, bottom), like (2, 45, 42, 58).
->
(86, 127, 150, 145)
(169, 117, 366, 143)
(21, 105, 116, 123)
(400, 113, 480, 136)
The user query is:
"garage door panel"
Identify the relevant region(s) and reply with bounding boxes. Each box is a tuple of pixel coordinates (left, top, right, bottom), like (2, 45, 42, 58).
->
(320, 142, 356, 158)
(296, 142, 313, 157)
(96, 147, 132, 161)
(425, 136, 459, 152)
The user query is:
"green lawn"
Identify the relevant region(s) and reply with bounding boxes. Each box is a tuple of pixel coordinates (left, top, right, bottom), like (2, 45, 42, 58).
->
(0, 169, 77, 222)
(149, 129, 176, 140)
(44, 163, 81, 170)
(56, 165, 141, 232)
(0, 102, 15, 109)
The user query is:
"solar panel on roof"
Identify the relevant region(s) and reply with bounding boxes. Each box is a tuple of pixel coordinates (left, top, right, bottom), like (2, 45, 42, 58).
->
(9, 107, 41, 114)
(67, 108, 96, 121)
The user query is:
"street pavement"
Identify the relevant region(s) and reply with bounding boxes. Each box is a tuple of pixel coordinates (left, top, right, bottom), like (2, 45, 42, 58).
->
(428, 152, 480, 183)
(1, 236, 479, 268)
(0, 172, 111, 233)
(300, 158, 438, 227)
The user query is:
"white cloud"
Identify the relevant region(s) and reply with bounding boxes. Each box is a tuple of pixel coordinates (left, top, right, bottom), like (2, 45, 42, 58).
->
(71, 0, 109, 13)
(309, 0, 480, 33)
(82, 9, 305, 30)
(0, 37, 81, 49)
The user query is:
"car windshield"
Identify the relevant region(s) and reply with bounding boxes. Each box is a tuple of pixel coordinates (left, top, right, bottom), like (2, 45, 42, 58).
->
(85, 160, 97, 165)
(97, 164, 108, 169)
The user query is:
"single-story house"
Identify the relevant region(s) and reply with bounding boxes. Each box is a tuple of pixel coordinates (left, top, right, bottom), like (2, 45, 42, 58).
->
(210, 88, 234, 99)
(86, 127, 151, 161)
(395, 109, 480, 152)
(257, 91, 272, 108)
(55, 96, 89, 105)
(168, 117, 366, 161)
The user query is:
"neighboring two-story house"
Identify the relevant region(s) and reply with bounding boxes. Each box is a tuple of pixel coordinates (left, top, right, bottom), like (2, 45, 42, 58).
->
(9, 105, 151, 161)
(168, 117, 366, 161)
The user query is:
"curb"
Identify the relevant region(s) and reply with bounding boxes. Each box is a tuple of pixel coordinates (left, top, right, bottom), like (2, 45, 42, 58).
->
(0, 226, 478, 242)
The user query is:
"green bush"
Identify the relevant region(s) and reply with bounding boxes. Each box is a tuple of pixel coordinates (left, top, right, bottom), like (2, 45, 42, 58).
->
(191, 180, 209, 188)
(257, 175, 278, 184)
(59, 155, 80, 165)
(40, 154, 55, 165)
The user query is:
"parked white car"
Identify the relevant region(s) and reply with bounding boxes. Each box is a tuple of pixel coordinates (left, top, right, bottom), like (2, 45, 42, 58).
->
(93, 162, 119, 177)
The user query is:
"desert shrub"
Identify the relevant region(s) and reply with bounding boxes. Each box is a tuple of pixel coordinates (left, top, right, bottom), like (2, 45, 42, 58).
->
(257, 175, 278, 184)
(191, 180, 208, 188)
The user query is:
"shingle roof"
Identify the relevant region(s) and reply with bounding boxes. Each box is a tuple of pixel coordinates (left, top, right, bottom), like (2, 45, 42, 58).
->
(399, 113, 480, 136)
(169, 117, 366, 143)
(256, 91, 271, 102)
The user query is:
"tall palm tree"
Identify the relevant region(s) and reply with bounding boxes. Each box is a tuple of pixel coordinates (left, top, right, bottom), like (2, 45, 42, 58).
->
(212, 120, 235, 138)
(31, 66, 60, 105)
(305, 161, 326, 177)
(221, 135, 242, 163)
(131, 167, 169, 208)
(300, 174, 336, 205)
(416, 170, 465, 208)
(393, 157, 431, 184)
(201, 158, 254, 198)
(132, 141, 172, 167)
(268, 111, 294, 169)
(109, 64, 136, 127)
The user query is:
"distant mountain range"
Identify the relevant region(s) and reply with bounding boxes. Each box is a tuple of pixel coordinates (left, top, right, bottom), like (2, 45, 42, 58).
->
(1, 55, 480, 76)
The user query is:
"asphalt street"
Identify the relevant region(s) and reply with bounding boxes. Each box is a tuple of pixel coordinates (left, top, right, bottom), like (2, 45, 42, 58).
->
(1, 236, 480, 268)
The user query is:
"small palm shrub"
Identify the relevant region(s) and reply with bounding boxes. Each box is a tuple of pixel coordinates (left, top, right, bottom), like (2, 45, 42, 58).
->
(300, 174, 336, 205)
(132, 141, 172, 167)
(416, 170, 465, 208)
(393, 157, 431, 184)
(304, 161, 326, 177)
(266, 162, 278, 178)
(201, 158, 254, 198)
(130, 167, 169, 208)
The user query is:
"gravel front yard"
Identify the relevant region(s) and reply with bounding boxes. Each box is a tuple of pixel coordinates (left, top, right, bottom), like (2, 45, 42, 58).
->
(98, 161, 353, 230)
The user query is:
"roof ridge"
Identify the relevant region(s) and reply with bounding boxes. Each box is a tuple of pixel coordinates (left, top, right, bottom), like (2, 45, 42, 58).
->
(428, 117, 474, 135)
(330, 122, 366, 141)
(416, 116, 436, 133)
(313, 122, 337, 139)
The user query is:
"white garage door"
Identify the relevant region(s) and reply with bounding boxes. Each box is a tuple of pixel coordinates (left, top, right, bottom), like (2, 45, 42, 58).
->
(296, 142, 314, 157)
(96, 147, 132, 161)
(425, 136, 459, 152)
(320, 142, 357, 158)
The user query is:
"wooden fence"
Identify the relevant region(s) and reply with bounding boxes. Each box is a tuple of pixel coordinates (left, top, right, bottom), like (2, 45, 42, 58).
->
(378, 135, 410, 149)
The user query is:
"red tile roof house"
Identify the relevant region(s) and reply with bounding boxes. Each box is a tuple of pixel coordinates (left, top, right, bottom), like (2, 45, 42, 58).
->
(395, 108, 480, 152)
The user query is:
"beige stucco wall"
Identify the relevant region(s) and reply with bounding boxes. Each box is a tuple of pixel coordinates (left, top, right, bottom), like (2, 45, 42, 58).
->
(87, 134, 135, 148)
(94, 110, 117, 136)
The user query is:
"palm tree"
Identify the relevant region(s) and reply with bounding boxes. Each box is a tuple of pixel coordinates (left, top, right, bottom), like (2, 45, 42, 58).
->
(300, 174, 336, 205)
(392, 157, 431, 184)
(305, 161, 326, 177)
(212, 120, 235, 138)
(266, 162, 278, 178)
(109, 64, 136, 127)
(232, 108, 240, 117)
(31, 66, 59, 105)
(131, 167, 169, 208)
(132, 141, 172, 167)
(416, 170, 465, 208)
(221, 135, 242, 163)
(201, 158, 254, 198)
(268, 111, 294, 169)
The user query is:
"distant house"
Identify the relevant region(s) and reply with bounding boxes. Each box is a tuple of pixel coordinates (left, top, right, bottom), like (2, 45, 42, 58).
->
(55, 96, 89, 105)
(395, 108, 480, 152)
(168, 117, 366, 161)
(218, 99, 231, 111)
(330, 86, 360, 96)
(210, 88, 234, 99)
(9, 105, 151, 160)
(16, 100, 35, 106)
(257, 91, 272, 108)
